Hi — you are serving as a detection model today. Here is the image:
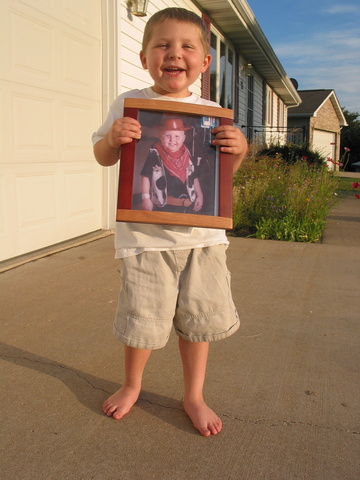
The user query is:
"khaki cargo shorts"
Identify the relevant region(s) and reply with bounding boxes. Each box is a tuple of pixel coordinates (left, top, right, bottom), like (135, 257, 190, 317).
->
(113, 245, 239, 349)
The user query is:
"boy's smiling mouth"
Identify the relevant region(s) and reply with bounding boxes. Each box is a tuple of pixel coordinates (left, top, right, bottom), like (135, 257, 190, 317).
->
(164, 67, 185, 76)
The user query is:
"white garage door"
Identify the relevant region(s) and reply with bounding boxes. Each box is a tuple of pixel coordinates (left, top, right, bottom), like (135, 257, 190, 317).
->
(0, 0, 102, 261)
(312, 129, 336, 170)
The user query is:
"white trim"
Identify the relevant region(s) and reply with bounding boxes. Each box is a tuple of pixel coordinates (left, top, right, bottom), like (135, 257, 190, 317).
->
(100, 0, 119, 230)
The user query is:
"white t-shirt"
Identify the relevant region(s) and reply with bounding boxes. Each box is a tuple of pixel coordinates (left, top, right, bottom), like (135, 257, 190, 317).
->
(92, 87, 229, 258)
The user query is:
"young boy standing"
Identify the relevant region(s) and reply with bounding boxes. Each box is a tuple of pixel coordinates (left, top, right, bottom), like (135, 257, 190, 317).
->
(92, 7, 248, 437)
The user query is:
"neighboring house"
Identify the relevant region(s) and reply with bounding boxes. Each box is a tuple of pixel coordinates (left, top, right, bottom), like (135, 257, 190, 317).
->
(288, 89, 348, 170)
(0, 0, 300, 262)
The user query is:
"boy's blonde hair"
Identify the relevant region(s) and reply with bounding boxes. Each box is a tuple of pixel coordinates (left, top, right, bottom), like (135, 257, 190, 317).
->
(142, 8, 210, 56)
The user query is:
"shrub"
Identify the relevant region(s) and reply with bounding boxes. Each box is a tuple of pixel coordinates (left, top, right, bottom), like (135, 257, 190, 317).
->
(258, 142, 326, 168)
(232, 154, 339, 242)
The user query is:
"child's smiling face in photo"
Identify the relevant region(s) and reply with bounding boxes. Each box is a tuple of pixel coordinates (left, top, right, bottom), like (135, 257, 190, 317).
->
(160, 130, 186, 152)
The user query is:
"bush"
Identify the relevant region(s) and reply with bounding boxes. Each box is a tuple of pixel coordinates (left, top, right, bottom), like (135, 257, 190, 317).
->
(232, 155, 339, 242)
(258, 142, 326, 168)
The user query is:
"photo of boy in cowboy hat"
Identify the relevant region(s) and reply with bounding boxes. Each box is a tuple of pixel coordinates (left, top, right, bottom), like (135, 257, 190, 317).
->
(140, 117, 203, 213)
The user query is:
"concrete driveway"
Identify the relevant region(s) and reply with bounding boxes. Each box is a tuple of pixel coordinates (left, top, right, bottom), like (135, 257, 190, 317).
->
(1, 194, 359, 480)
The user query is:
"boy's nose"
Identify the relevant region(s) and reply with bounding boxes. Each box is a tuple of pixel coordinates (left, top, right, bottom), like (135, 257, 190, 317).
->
(168, 48, 181, 60)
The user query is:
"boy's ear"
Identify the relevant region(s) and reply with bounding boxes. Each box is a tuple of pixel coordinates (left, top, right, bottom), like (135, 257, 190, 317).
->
(201, 54, 212, 73)
(140, 51, 147, 69)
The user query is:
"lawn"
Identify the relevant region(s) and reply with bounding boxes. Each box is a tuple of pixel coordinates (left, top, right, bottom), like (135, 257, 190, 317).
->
(335, 176, 360, 194)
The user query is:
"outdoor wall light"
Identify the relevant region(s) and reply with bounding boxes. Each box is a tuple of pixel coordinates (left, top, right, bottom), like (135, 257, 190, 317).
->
(131, 0, 149, 17)
(244, 62, 253, 76)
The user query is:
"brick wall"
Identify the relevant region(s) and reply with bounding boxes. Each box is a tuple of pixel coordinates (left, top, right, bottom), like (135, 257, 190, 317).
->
(312, 98, 341, 133)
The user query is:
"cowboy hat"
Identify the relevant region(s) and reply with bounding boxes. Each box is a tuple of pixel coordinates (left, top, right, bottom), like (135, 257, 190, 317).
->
(155, 117, 192, 132)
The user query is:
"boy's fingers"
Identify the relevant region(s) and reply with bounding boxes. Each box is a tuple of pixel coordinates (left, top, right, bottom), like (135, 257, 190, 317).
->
(114, 118, 141, 133)
(109, 118, 142, 147)
(114, 128, 141, 140)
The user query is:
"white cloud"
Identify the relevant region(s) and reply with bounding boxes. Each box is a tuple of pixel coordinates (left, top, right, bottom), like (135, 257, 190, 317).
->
(274, 30, 360, 60)
(325, 4, 360, 15)
(273, 29, 360, 111)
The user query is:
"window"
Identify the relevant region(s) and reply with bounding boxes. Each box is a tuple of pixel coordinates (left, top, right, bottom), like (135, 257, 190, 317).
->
(209, 29, 235, 111)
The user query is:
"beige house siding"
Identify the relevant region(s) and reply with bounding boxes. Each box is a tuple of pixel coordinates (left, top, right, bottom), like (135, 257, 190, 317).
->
(255, 85, 287, 145)
(237, 55, 248, 127)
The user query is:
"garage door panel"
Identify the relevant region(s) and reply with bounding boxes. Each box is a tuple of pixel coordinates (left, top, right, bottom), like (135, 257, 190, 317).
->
(12, 93, 56, 153)
(0, 162, 102, 259)
(1, 2, 55, 85)
(65, 169, 100, 218)
(16, 171, 58, 228)
(60, 27, 100, 99)
(1, 81, 99, 164)
(10, 8, 54, 79)
(0, 81, 58, 163)
(1, 1, 100, 100)
(19, 0, 100, 38)
(62, 101, 100, 154)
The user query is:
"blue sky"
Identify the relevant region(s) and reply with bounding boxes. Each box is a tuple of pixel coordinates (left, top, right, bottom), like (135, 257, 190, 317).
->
(247, 0, 360, 113)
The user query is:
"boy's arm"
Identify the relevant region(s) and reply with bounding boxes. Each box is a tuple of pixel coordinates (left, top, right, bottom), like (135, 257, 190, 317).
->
(211, 125, 248, 173)
(93, 117, 142, 166)
(193, 178, 203, 211)
(140, 175, 153, 211)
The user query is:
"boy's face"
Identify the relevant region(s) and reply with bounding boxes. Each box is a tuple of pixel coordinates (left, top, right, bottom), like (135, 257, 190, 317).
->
(140, 19, 211, 98)
(160, 130, 186, 152)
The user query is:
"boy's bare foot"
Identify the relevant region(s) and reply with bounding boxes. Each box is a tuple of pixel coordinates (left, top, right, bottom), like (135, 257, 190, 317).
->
(183, 398, 222, 437)
(102, 385, 140, 420)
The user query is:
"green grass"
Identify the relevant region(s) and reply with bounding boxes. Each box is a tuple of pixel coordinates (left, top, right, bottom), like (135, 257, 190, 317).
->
(335, 176, 360, 193)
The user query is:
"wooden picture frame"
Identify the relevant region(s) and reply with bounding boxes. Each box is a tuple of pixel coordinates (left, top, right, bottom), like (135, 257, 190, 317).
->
(117, 98, 234, 229)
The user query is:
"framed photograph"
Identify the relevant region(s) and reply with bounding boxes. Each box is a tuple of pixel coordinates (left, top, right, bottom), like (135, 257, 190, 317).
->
(117, 98, 234, 229)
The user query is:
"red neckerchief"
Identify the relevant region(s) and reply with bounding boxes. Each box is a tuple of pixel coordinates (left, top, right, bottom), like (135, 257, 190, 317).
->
(156, 142, 190, 184)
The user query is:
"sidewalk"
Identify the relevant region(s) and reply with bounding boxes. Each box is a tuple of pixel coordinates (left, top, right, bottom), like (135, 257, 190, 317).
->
(1, 195, 359, 480)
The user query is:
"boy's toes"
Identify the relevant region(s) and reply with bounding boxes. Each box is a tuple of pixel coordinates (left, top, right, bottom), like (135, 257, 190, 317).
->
(209, 419, 222, 436)
(199, 427, 212, 437)
(102, 401, 115, 416)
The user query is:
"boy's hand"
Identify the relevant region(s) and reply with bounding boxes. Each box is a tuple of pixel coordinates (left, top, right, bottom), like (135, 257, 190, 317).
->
(193, 192, 203, 212)
(106, 117, 142, 149)
(212, 125, 248, 172)
(94, 117, 142, 166)
(141, 198, 153, 211)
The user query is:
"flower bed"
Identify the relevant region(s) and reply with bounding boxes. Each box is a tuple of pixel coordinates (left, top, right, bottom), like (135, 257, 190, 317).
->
(232, 155, 339, 242)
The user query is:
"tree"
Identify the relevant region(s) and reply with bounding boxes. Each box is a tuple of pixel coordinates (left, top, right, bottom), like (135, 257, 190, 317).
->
(341, 109, 360, 171)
